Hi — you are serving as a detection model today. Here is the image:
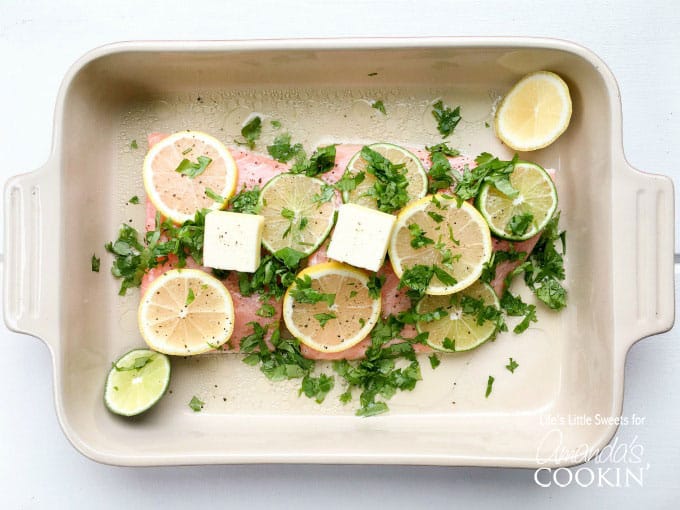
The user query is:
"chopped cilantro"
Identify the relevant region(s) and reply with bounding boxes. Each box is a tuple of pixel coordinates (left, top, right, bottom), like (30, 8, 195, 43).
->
(360, 146, 410, 213)
(240, 324, 314, 381)
(454, 152, 519, 205)
(349, 290, 358, 298)
(426, 142, 460, 157)
(312, 184, 336, 205)
(267, 133, 303, 163)
(255, 303, 276, 318)
(429, 353, 441, 369)
(236, 116, 262, 149)
(290, 145, 336, 177)
(204, 187, 225, 204)
(298, 216, 308, 230)
(372, 100, 386, 114)
(335, 170, 365, 192)
(188, 396, 204, 412)
(459, 295, 506, 331)
(427, 211, 444, 223)
(128, 195, 140, 205)
(506, 358, 519, 373)
(398, 264, 434, 298)
(367, 274, 385, 299)
(480, 247, 525, 284)
(432, 100, 462, 137)
(271, 120, 282, 129)
(508, 212, 534, 237)
(112, 354, 153, 372)
(185, 288, 195, 306)
(427, 151, 456, 193)
(130, 139, 138, 149)
(91, 254, 100, 272)
(485, 375, 494, 398)
(500, 291, 537, 334)
(281, 207, 295, 220)
(314, 312, 337, 328)
(289, 275, 335, 306)
(299, 373, 335, 403)
(238, 248, 305, 300)
(175, 155, 212, 178)
(408, 223, 435, 249)
(229, 186, 260, 214)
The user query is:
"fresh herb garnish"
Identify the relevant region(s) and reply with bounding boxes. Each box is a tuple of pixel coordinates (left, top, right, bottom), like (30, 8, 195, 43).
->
(91, 254, 100, 272)
(175, 155, 212, 178)
(281, 207, 295, 220)
(241, 324, 315, 381)
(367, 274, 385, 299)
(299, 373, 335, 403)
(204, 187, 225, 204)
(360, 146, 410, 213)
(229, 186, 260, 214)
(480, 247, 525, 284)
(398, 264, 434, 298)
(432, 100, 462, 137)
(506, 358, 519, 373)
(188, 396, 204, 412)
(312, 183, 336, 205)
(500, 291, 537, 334)
(289, 275, 335, 306)
(454, 152, 518, 205)
(185, 288, 195, 306)
(256, 303, 276, 318)
(429, 353, 441, 369)
(238, 248, 305, 300)
(372, 100, 386, 114)
(408, 223, 435, 249)
(130, 140, 138, 149)
(267, 133, 304, 163)
(432, 265, 457, 286)
(128, 195, 140, 205)
(427, 211, 444, 223)
(485, 375, 494, 398)
(508, 213, 534, 237)
(426, 142, 459, 193)
(112, 355, 153, 372)
(333, 315, 422, 416)
(426, 142, 460, 157)
(236, 116, 262, 149)
(271, 120, 282, 129)
(335, 170, 365, 192)
(314, 312, 337, 328)
(459, 295, 506, 331)
(290, 145, 337, 177)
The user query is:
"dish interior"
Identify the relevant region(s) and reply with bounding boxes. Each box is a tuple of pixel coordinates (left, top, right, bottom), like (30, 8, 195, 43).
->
(57, 44, 617, 465)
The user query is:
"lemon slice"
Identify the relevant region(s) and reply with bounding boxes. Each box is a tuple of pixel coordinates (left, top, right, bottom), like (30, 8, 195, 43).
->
(476, 161, 558, 241)
(283, 262, 381, 353)
(258, 173, 337, 255)
(416, 281, 500, 352)
(143, 130, 238, 224)
(138, 269, 235, 356)
(343, 143, 428, 210)
(495, 71, 572, 151)
(388, 194, 492, 295)
(104, 349, 171, 416)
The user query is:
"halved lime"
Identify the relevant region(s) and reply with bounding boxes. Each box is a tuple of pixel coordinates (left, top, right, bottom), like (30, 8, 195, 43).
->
(342, 143, 428, 210)
(258, 173, 337, 255)
(104, 349, 171, 416)
(476, 161, 557, 241)
(416, 281, 500, 352)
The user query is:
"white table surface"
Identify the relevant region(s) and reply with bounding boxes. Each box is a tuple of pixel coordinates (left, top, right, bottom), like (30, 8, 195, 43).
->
(1, 0, 678, 507)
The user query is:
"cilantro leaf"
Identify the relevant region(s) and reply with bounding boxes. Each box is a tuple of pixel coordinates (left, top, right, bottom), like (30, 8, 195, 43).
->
(367, 274, 385, 299)
(426, 142, 460, 157)
(229, 186, 260, 214)
(289, 275, 335, 306)
(508, 213, 534, 237)
(506, 358, 519, 373)
(236, 116, 262, 149)
(175, 155, 212, 178)
(372, 100, 386, 115)
(432, 265, 457, 286)
(432, 100, 462, 137)
(454, 152, 519, 204)
(290, 145, 336, 177)
(314, 312, 337, 328)
(204, 187, 226, 204)
(267, 133, 303, 163)
(459, 295, 506, 332)
(189, 396, 204, 412)
(500, 291, 537, 334)
(130, 139, 138, 149)
(408, 223, 435, 249)
(185, 288, 195, 306)
(429, 353, 441, 369)
(398, 264, 434, 298)
(335, 170, 365, 192)
(299, 373, 335, 403)
(360, 146, 410, 213)
(91, 254, 100, 272)
(312, 183, 336, 205)
(255, 303, 276, 318)
(485, 375, 494, 398)
(128, 195, 140, 205)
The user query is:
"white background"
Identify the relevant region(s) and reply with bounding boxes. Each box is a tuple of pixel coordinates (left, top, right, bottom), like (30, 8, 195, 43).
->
(1, 0, 679, 508)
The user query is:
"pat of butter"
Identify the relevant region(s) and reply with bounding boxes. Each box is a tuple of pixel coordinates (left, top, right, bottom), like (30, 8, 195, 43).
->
(203, 211, 264, 273)
(327, 203, 396, 272)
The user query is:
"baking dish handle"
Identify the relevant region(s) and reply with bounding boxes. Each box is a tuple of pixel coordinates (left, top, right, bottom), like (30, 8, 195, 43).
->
(614, 161, 675, 352)
(3, 160, 59, 350)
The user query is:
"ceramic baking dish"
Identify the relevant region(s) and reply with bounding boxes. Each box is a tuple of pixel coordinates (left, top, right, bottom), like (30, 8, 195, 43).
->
(3, 38, 675, 467)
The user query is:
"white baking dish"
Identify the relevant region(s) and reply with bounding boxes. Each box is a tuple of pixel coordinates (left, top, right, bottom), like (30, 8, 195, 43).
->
(3, 38, 674, 467)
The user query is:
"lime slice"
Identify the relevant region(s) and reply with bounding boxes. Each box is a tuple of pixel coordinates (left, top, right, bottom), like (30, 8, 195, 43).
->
(138, 269, 235, 356)
(342, 143, 428, 210)
(258, 173, 337, 255)
(494, 71, 572, 151)
(283, 262, 381, 353)
(143, 130, 238, 224)
(104, 349, 171, 416)
(416, 281, 500, 352)
(388, 194, 493, 295)
(476, 161, 557, 241)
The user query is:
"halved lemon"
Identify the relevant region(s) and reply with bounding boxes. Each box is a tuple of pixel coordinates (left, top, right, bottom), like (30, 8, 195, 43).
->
(282, 262, 381, 353)
(476, 161, 558, 241)
(388, 194, 492, 295)
(258, 173, 337, 255)
(342, 143, 428, 210)
(138, 269, 235, 356)
(495, 71, 572, 151)
(143, 130, 238, 224)
(416, 281, 500, 352)
(104, 349, 171, 416)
